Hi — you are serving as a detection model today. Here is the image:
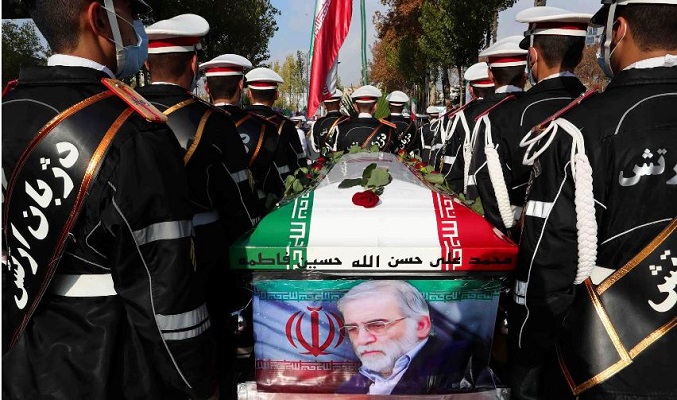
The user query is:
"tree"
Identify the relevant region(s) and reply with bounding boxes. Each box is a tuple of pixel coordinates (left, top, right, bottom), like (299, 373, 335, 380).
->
(370, 0, 428, 106)
(276, 53, 307, 113)
(147, 0, 279, 65)
(2, 20, 48, 86)
(419, 0, 516, 103)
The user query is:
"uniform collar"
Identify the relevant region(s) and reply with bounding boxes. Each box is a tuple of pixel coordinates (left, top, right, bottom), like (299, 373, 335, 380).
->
(48, 54, 115, 79)
(625, 54, 677, 70)
(540, 71, 576, 82)
(494, 84, 524, 94)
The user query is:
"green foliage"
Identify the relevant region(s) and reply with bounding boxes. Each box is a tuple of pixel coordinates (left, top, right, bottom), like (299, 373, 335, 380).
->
(2, 20, 48, 86)
(339, 162, 393, 195)
(274, 51, 307, 112)
(147, 0, 279, 65)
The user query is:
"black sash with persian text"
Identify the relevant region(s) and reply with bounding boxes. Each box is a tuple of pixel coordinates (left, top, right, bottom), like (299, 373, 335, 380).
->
(2, 91, 132, 352)
(557, 219, 677, 395)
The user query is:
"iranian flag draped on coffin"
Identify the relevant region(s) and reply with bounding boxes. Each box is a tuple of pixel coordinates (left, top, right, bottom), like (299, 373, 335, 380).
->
(231, 152, 516, 272)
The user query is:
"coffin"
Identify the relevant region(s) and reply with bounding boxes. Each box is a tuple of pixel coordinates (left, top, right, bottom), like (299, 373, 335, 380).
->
(230, 152, 516, 398)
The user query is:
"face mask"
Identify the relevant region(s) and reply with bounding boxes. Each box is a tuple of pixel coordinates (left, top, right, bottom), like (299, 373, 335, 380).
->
(526, 38, 537, 86)
(190, 72, 200, 93)
(598, 4, 626, 79)
(596, 41, 616, 79)
(102, 2, 148, 79)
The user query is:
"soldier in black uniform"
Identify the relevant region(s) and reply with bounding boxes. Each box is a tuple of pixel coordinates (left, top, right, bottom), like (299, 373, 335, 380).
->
(472, 8, 590, 234)
(201, 53, 291, 210)
(2, 1, 217, 399)
(333, 84, 397, 152)
(139, 15, 263, 399)
(438, 62, 495, 188)
(309, 89, 347, 157)
(386, 90, 421, 155)
(510, 1, 677, 399)
(419, 105, 442, 164)
(465, 36, 528, 200)
(245, 67, 308, 176)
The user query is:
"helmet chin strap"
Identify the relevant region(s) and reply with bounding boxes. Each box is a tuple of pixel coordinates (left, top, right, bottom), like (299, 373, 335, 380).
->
(602, 2, 619, 75)
(103, 0, 124, 54)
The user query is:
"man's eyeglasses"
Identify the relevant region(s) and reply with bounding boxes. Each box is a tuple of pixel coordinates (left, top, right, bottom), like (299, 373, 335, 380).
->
(340, 317, 407, 337)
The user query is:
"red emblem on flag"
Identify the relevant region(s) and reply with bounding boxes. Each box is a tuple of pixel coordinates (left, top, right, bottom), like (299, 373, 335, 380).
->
(285, 306, 346, 357)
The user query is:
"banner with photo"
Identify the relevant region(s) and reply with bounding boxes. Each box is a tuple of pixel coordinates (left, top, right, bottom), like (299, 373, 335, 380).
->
(252, 277, 502, 394)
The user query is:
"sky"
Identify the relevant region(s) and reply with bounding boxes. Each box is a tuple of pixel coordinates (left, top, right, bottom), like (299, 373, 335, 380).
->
(268, 0, 601, 87)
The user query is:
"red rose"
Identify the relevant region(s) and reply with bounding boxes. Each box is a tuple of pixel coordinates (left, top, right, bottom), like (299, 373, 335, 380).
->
(311, 163, 323, 172)
(414, 162, 427, 170)
(397, 149, 407, 157)
(315, 157, 326, 165)
(352, 190, 379, 208)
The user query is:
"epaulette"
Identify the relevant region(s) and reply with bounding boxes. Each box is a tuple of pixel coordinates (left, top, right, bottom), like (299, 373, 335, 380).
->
(2, 79, 18, 97)
(531, 87, 599, 132)
(378, 118, 397, 129)
(101, 78, 167, 123)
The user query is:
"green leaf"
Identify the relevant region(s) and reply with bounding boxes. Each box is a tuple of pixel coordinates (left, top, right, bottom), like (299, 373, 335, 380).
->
(362, 163, 377, 180)
(348, 145, 362, 154)
(338, 178, 363, 188)
(292, 180, 304, 193)
(424, 173, 445, 184)
(366, 167, 392, 187)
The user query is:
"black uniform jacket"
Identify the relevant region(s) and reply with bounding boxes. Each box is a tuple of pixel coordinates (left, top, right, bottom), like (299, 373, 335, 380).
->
(219, 103, 286, 206)
(465, 91, 525, 200)
(387, 113, 421, 154)
(246, 104, 308, 177)
(2, 66, 216, 400)
(510, 66, 677, 400)
(473, 76, 586, 232)
(441, 94, 509, 193)
(334, 115, 397, 152)
(419, 118, 439, 164)
(137, 84, 261, 246)
(309, 110, 346, 155)
(335, 336, 472, 395)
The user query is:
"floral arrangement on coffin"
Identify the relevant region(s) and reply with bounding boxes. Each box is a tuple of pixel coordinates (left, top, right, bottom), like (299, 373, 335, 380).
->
(395, 149, 484, 216)
(282, 145, 483, 215)
(282, 152, 343, 198)
(338, 161, 392, 208)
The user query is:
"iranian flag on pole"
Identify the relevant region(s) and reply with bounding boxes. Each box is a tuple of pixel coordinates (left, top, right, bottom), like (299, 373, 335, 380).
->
(307, 0, 352, 118)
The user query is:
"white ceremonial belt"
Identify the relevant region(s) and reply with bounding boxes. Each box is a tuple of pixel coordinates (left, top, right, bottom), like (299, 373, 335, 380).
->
(467, 175, 476, 186)
(50, 274, 116, 297)
(256, 189, 267, 199)
(277, 165, 291, 174)
(525, 200, 553, 219)
(590, 266, 615, 285)
(431, 144, 443, 150)
(193, 211, 219, 227)
(443, 156, 456, 165)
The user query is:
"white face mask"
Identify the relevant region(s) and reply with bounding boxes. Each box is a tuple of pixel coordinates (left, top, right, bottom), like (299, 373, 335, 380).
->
(598, 3, 627, 78)
(102, 0, 148, 79)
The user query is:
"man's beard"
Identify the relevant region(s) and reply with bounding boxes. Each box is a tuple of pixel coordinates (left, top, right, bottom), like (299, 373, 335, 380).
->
(354, 321, 422, 376)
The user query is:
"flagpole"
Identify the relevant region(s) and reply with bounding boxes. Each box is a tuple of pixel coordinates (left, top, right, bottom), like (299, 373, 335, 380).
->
(360, 0, 368, 85)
